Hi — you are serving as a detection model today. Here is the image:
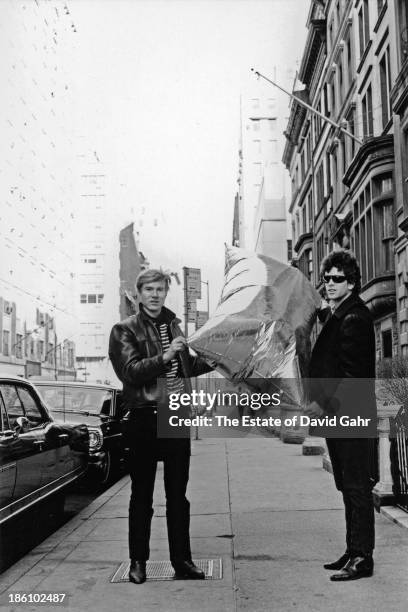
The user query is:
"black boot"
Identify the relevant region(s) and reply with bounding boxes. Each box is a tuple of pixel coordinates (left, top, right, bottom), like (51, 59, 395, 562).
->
(330, 555, 373, 581)
(129, 560, 147, 584)
(173, 560, 205, 580)
(323, 552, 350, 570)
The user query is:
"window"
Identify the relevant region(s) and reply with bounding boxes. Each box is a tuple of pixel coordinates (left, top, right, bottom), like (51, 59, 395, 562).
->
(268, 119, 277, 132)
(287, 239, 293, 261)
(346, 106, 356, 159)
(346, 35, 353, 89)
(330, 79, 336, 117)
(332, 148, 338, 205)
(380, 201, 394, 271)
(251, 98, 260, 109)
(253, 162, 262, 178)
(308, 192, 313, 230)
(379, 46, 392, 128)
(2, 331, 9, 356)
(382, 329, 392, 358)
(88, 294, 96, 304)
(253, 139, 261, 154)
(338, 55, 344, 105)
(302, 206, 307, 234)
(15, 334, 23, 359)
(1, 384, 24, 429)
(17, 387, 44, 428)
(48, 343, 54, 365)
(358, 0, 370, 58)
(316, 234, 325, 273)
(373, 173, 393, 196)
(252, 120, 260, 132)
(316, 164, 325, 211)
(362, 84, 373, 138)
(97, 294, 104, 303)
(365, 209, 373, 281)
(80, 294, 87, 303)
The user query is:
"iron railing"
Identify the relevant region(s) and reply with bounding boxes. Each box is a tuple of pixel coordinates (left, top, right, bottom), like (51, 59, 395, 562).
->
(390, 406, 408, 513)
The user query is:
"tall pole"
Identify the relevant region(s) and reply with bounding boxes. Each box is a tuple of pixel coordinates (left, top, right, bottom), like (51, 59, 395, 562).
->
(251, 68, 362, 145)
(54, 327, 58, 380)
(183, 267, 188, 338)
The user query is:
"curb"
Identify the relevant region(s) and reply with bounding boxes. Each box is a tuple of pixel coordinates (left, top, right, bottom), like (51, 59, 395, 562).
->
(0, 474, 131, 594)
(380, 505, 408, 530)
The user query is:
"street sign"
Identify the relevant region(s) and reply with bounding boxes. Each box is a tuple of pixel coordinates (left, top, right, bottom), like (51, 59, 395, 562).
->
(196, 311, 209, 330)
(186, 299, 197, 322)
(183, 267, 201, 299)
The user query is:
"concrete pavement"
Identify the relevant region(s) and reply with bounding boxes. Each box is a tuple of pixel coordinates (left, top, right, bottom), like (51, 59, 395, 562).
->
(1, 433, 408, 612)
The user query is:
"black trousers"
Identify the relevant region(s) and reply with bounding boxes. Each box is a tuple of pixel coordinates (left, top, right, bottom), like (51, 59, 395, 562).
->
(128, 439, 192, 565)
(326, 438, 376, 556)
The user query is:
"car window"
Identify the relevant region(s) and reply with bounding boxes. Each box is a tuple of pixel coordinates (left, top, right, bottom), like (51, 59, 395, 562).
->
(38, 385, 114, 416)
(0, 392, 10, 432)
(1, 384, 25, 429)
(17, 386, 45, 428)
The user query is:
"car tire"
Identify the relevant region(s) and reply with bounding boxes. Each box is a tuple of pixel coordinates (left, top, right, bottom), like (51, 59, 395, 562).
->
(99, 450, 113, 485)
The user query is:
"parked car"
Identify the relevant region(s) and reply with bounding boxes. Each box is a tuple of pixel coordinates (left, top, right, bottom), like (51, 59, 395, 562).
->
(35, 381, 126, 485)
(0, 375, 89, 529)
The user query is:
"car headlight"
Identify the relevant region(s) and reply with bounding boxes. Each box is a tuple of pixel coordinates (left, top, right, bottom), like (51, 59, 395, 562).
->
(88, 427, 103, 451)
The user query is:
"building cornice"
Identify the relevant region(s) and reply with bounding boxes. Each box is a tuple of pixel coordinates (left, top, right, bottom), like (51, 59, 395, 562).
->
(299, 19, 327, 87)
(282, 90, 309, 168)
(294, 231, 313, 253)
(343, 135, 395, 188)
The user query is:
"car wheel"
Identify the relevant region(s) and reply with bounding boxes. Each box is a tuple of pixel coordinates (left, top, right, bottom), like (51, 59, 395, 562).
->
(99, 450, 112, 485)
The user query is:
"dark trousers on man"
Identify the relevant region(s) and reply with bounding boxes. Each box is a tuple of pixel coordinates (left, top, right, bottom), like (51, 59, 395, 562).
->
(128, 440, 192, 565)
(326, 438, 377, 556)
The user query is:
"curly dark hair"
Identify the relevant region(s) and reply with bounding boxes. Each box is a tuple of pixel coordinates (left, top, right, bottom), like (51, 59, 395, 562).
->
(320, 250, 361, 294)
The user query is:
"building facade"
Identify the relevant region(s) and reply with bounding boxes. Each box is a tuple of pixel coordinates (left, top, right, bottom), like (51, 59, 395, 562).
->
(283, 0, 408, 360)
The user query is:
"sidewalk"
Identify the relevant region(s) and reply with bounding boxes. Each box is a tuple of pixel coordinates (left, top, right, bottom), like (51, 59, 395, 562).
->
(1, 433, 408, 612)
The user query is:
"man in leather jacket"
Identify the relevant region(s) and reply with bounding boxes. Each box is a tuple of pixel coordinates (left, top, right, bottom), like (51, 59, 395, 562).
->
(109, 269, 212, 584)
(306, 250, 377, 582)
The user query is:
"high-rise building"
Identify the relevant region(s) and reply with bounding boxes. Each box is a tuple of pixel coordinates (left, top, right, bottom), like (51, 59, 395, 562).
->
(238, 78, 294, 262)
(75, 153, 119, 384)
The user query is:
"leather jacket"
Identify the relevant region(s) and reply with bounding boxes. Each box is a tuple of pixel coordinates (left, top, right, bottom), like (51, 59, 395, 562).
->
(109, 305, 212, 413)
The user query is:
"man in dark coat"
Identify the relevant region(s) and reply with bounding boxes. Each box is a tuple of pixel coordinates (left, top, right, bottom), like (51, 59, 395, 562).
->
(307, 250, 377, 581)
(109, 269, 212, 584)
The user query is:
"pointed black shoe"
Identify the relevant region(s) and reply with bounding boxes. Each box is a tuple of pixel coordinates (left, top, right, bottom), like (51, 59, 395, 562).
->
(173, 560, 205, 580)
(129, 560, 147, 584)
(330, 555, 373, 582)
(323, 552, 350, 570)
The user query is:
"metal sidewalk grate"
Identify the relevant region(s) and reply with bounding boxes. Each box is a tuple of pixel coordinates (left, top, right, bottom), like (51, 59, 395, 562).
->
(111, 558, 223, 582)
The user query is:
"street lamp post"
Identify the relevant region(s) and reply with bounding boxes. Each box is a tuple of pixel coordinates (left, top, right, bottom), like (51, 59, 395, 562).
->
(201, 280, 210, 316)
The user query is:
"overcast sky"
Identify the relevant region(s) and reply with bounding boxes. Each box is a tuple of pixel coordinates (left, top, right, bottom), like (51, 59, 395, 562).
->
(70, 0, 310, 315)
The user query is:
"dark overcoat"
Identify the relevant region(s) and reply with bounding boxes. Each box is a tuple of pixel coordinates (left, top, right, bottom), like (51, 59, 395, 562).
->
(308, 292, 377, 439)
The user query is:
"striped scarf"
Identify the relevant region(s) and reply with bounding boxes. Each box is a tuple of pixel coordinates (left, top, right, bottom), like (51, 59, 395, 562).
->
(157, 322, 185, 395)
